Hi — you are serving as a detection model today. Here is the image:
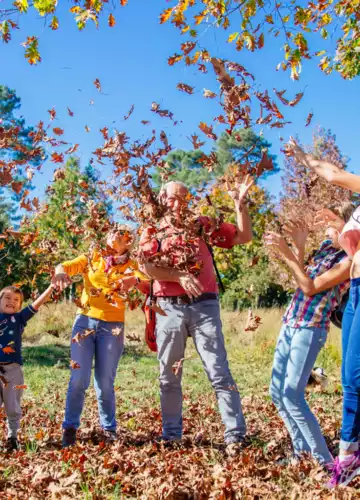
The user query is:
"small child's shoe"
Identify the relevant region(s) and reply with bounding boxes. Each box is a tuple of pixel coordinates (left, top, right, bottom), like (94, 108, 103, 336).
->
(6, 437, 19, 452)
(326, 453, 360, 488)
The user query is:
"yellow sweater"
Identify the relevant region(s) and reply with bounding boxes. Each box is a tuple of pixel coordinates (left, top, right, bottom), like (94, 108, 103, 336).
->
(62, 251, 141, 322)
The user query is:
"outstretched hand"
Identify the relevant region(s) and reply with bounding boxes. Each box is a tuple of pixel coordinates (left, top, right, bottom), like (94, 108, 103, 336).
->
(52, 273, 72, 292)
(264, 231, 294, 260)
(282, 220, 308, 249)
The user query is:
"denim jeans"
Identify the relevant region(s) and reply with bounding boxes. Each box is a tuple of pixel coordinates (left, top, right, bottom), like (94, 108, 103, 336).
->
(340, 278, 360, 451)
(270, 324, 332, 465)
(156, 298, 246, 443)
(63, 314, 124, 431)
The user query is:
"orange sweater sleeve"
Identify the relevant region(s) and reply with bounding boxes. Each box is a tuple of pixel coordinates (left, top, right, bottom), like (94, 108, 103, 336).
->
(62, 254, 88, 276)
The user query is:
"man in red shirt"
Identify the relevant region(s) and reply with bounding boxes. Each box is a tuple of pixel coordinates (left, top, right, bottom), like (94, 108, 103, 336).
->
(140, 177, 253, 455)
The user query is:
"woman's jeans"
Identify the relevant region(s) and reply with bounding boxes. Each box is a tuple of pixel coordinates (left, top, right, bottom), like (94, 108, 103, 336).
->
(341, 278, 360, 452)
(63, 314, 124, 431)
(270, 324, 332, 465)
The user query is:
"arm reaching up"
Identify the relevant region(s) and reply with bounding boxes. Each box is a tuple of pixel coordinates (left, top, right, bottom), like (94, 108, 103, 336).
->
(288, 138, 360, 193)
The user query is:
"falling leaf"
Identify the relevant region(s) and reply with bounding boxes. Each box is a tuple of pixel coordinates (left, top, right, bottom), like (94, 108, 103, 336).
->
(127, 333, 141, 343)
(65, 144, 79, 154)
(172, 358, 185, 376)
(50, 16, 59, 30)
(93, 78, 101, 92)
(69, 360, 81, 369)
(177, 83, 194, 94)
(244, 309, 262, 332)
(305, 112, 313, 127)
(11, 181, 23, 194)
(159, 7, 173, 24)
(22, 36, 41, 65)
(51, 152, 64, 163)
(199, 122, 217, 140)
(112, 327, 123, 337)
(14, 384, 27, 389)
(124, 104, 135, 120)
(67, 107, 74, 117)
(53, 127, 64, 136)
(85, 125, 90, 133)
(108, 13, 116, 27)
(148, 303, 167, 316)
(48, 107, 56, 120)
(203, 89, 217, 98)
(249, 256, 260, 268)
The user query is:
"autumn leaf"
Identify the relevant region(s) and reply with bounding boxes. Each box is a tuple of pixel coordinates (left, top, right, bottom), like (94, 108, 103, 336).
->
(51, 152, 64, 163)
(199, 122, 217, 141)
(93, 78, 101, 92)
(120, 0, 128, 5)
(67, 107, 74, 117)
(85, 125, 90, 133)
(69, 360, 81, 369)
(53, 127, 64, 136)
(172, 358, 185, 376)
(245, 309, 262, 332)
(65, 144, 79, 154)
(11, 181, 23, 194)
(112, 326, 123, 336)
(127, 333, 141, 343)
(108, 13, 116, 27)
(160, 8, 173, 24)
(305, 112, 313, 127)
(48, 107, 56, 120)
(203, 89, 217, 98)
(148, 303, 167, 316)
(22, 36, 41, 65)
(177, 83, 194, 94)
(14, 384, 27, 389)
(50, 16, 59, 30)
(168, 53, 183, 66)
(124, 104, 135, 120)
(249, 256, 260, 268)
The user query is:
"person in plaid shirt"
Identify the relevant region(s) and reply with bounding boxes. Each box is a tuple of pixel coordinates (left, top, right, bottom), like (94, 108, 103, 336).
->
(264, 202, 353, 467)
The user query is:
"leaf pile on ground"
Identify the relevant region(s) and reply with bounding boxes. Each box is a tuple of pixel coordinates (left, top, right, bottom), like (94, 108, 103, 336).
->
(0, 390, 358, 498)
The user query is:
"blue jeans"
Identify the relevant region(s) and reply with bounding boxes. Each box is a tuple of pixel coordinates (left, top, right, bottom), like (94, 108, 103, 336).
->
(63, 314, 124, 431)
(340, 278, 360, 451)
(270, 324, 332, 465)
(156, 298, 246, 443)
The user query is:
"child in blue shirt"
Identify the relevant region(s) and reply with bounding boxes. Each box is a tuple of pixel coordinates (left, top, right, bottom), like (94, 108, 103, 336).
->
(0, 284, 54, 451)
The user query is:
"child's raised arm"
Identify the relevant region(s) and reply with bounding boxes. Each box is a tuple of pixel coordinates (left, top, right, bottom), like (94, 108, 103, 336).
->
(31, 285, 55, 311)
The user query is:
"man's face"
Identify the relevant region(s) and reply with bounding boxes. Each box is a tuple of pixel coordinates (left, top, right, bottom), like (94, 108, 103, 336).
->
(0, 291, 22, 314)
(165, 184, 189, 216)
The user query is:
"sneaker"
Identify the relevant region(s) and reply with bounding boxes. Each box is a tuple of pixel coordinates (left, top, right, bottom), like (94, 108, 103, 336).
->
(62, 427, 77, 448)
(327, 453, 360, 488)
(6, 437, 18, 452)
(103, 430, 117, 442)
(226, 441, 244, 457)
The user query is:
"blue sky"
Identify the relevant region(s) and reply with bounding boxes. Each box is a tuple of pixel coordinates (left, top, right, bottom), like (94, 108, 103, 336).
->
(2, 0, 359, 200)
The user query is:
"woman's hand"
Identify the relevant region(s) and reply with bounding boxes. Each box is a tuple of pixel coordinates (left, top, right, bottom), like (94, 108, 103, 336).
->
(282, 220, 308, 250)
(264, 231, 295, 261)
(118, 276, 137, 293)
(52, 273, 72, 292)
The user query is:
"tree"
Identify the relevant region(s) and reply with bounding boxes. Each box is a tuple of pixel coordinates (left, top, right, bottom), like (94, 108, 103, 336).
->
(154, 129, 277, 188)
(0, 85, 43, 223)
(269, 127, 357, 288)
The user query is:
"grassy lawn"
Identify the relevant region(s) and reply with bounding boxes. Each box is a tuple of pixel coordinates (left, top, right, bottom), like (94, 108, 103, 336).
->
(0, 304, 356, 498)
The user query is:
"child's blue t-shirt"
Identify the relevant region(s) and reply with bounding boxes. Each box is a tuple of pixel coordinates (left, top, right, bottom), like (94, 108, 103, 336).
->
(0, 305, 37, 364)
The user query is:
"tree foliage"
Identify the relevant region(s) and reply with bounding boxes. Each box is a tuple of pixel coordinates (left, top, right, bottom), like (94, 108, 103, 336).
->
(155, 129, 277, 188)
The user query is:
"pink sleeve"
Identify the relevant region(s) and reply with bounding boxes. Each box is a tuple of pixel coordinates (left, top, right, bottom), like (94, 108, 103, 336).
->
(210, 222, 237, 249)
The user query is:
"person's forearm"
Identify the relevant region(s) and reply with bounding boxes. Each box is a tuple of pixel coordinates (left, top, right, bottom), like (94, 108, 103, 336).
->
(292, 243, 305, 270)
(305, 156, 360, 192)
(32, 285, 54, 311)
(282, 254, 316, 295)
(140, 263, 184, 282)
(235, 203, 252, 244)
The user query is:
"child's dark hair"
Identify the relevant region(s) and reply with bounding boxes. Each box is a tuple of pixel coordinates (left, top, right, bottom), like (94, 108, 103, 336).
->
(0, 286, 24, 305)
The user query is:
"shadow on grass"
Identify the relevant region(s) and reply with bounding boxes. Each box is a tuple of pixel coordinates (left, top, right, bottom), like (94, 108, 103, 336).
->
(22, 343, 155, 367)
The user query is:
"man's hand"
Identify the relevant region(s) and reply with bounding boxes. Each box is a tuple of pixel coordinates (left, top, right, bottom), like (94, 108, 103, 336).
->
(52, 273, 72, 292)
(178, 273, 204, 298)
(264, 231, 294, 261)
(227, 174, 254, 209)
(282, 220, 308, 250)
(313, 208, 344, 231)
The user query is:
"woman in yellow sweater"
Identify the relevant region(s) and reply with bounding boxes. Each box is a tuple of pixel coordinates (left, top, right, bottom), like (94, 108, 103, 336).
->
(53, 225, 141, 447)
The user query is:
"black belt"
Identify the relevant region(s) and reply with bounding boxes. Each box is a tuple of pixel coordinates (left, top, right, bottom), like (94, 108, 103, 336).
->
(157, 292, 218, 305)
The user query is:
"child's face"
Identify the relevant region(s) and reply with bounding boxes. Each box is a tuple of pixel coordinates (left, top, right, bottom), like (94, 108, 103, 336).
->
(0, 291, 22, 314)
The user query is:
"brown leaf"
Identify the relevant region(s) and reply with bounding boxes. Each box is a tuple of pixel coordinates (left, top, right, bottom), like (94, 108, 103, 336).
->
(69, 360, 81, 369)
(177, 83, 195, 94)
(172, 358, 185, 376)
(93, 78, 101, 92)
(148, 303, 167, 316)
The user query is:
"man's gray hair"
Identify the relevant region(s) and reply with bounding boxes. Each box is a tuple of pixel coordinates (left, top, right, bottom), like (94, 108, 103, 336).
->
(159, 180, 188, 201)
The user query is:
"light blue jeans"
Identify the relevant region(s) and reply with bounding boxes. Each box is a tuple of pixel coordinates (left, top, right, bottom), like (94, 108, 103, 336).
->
(156, 298, 246, 443)
(63, 314, 124, 431)
(269, 324, 332, 465)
